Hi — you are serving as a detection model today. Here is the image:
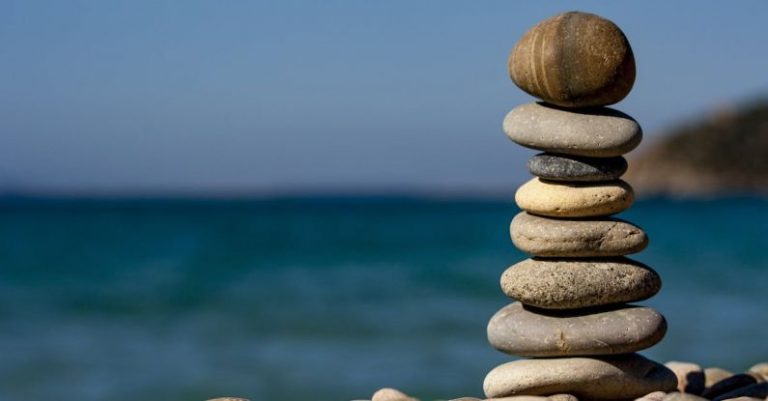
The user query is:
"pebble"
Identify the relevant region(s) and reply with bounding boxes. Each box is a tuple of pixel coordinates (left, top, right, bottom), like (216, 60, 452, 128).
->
(662, 393, 708, 401)
(515, 178, 634, 218)
(547, 395, 579, 401)
(207, 399, 249, 401)
(712, 383, 768, 401)
(372, 388, 419, 401)
(508, 12, 635, 108)
(501, 257, 660, 309)
(748, 363, 768, 381)
(487, 302, 666, 357)
(510, 212, 648, 257)
(718, 398, 765, 401)
(503, 103, 642, 157)
(636, 391, 668, 401)
(483, 353, 677, 400)
(706, 368, 736, 389)
(528, 153, 628, 182)
(704, 374, 759, 399)
(665, 361, 705, 395)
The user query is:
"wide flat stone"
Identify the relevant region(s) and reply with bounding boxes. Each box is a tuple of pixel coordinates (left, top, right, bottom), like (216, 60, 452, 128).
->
(515, 178, 634, 218)
(508, 12, 635, 108)
(528, 153, 628, 182)
(510, 212, 647, 257)
(487, 302, 666, 357)
(501, 257, 661, 309)
(483, 353, 677, 400)
(503, 103, 642, 157)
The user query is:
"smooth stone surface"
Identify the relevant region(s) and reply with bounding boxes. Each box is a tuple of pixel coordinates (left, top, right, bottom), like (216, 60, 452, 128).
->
(713, 383, 768, 401)
(528, 153, 628, 182)
(508, 11, 635, 108)
(501, 257, 661, 309)
(510, 212, 647, 257)
(749, 363, 768, 380)
(207, 399, 249, 401)
(706, 368, 736, 389)
(372, 388, 418, 401)
(662, 393, 708, 401)
(704, 375, 758, 399)
(449, 398, 481, 401)
(719, 398, 764, 401)
(515, 178, 634, 217)
(665, 362, 705, 395)
(483, 353, 677, 400)
(547, 395, 579, 401)
(487, 302, 666, 357)
(485, 397, 549, 401)
(636, 391, 668, 401)
(504, 103, 642, 157)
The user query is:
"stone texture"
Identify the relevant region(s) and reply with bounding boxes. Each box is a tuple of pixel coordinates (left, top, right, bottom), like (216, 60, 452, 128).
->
(662, 393, 708, 401)
(483, 353, 677, 400)
(748, 363, 768, 381)
(207, 399, 249, 401)
(718, 398, 764, 401)
(636, 391, 668, 401)
(372, 388, 418, 401)
(515, 178, 634, 217)
(449, 398, 482, 401)
(503, 103, 642, 157)
(712, 383, 768, 401)
(501, 257, 661, 309)
(487, 302, 666, 357)
(704, 374, 759, 399)
(547, 395, 579, 401)
(528, 153, 628, 182)
(508, 11, 635, 108)
(706, 368, 736, 389)
(665, 362, 705, 395)
(510, 212, 648, 257)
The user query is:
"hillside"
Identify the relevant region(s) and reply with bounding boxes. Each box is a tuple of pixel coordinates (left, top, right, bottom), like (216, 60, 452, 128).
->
(626, 97, 768, 197)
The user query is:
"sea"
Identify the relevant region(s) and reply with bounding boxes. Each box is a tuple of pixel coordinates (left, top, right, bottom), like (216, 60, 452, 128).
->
(1, 196, 767, 401)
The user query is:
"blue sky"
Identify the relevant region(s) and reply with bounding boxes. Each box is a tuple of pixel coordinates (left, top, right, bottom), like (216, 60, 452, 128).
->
(1, 1, 767, 195)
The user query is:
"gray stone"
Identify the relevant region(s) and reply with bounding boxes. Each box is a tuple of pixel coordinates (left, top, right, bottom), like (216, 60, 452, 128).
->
(662, 393, 708, 401)
(503, 102, 642, 157)
(483, 353, 677, 400)
(528, 153, 628, 182)
(665, 362, 705, 395)
(501, 257, 661, 309)
(704, 374, 759, 399)
(510, 212, 648, 257)
(487, 302, 667, 357)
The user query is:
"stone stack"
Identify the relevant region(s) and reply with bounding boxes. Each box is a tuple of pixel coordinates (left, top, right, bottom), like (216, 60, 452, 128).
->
(484, 12, 678, 400)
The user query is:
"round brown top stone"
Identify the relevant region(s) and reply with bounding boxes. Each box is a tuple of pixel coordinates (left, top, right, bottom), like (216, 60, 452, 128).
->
(508, 11, 636, 108)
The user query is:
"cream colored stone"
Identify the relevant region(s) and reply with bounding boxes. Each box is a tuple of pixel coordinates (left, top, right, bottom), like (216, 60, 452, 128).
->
(665, 361, 705, 395)
(372, 388, 418, 401)
(515, 178, 634, 218)
(748, 363, 768, 381)
(636, 391, 668, 401)
(705, 367, 735, 389)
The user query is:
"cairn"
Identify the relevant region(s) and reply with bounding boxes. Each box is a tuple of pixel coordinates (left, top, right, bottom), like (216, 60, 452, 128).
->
(483, 11, 678, 400)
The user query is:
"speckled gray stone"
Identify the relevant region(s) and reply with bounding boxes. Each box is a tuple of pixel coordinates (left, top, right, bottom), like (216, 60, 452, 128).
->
(528, 153, 628, 182)
(483, 353, 677, 400)
(487, 302, 667, 357)
(510, 212, 648, 257)
(501, 257, 661, 309)
(503, 102, 642, 157)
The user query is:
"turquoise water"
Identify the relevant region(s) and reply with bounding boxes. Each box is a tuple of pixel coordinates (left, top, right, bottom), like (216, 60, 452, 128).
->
(1, 197, 767, 401)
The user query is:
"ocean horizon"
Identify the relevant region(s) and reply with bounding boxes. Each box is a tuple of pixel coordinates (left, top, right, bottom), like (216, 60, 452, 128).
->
(2, 195, 767, 401)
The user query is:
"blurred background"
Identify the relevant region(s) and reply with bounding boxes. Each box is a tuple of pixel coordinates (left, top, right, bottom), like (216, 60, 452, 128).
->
(1, 1, 767, 400)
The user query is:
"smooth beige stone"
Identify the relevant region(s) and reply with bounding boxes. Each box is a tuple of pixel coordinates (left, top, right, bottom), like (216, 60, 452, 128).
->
(636, 391, 668, 401)
(503, 103, 642, 157)
(712, 383, 768, 401)
(718, 397, 764, 401)
(508, 12, 635, 108)
(372, 388, 418, 401)
(748, 363, 768, 381)
(484, 397, 549, 401)
(515, 178, 634, 218)
(207, 398, 249, 401)
(706, 368, 736, 389)
(547, 395, 578, 401)
(662, 393, 708, 401)
(449, 398, 482, 401)
(488, 302, 666, 357)
(501, 257, 661, 309)
(510, 212, 648, 256)
(665, 362, 705, 395)
(483, 354, 677, 400)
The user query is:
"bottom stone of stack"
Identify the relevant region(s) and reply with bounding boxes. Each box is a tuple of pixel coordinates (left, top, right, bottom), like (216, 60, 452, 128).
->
(483, 353, 677, 400)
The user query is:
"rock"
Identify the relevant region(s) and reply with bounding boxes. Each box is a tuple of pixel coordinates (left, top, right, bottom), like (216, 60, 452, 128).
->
(548, 395, 579, 401)
(500, 257, 661, 309)
(515, 178, 634, 218)
(372, 388, 418, 401)
(748, 363, 768, 381)
(503, 103, 642, 157)
(717, 397, 764, 401)
(665, 361, 705, 395)
(528, 153, 628, 182)
(207, 399, 249, 401)
(705, 368, 735, 389)
(510, 212, 648, 257)
(483, 353, 677, 400)
(703, 374, 758, 399)
(449, 398, 482, 401)
(712, 383, 768, 401)
(662, 392, 708, 401)
(508, 11, 635, 108)
(484, 397, 549, 401)
(487, 302, 666, 357)
(636, 391, 668, 401)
